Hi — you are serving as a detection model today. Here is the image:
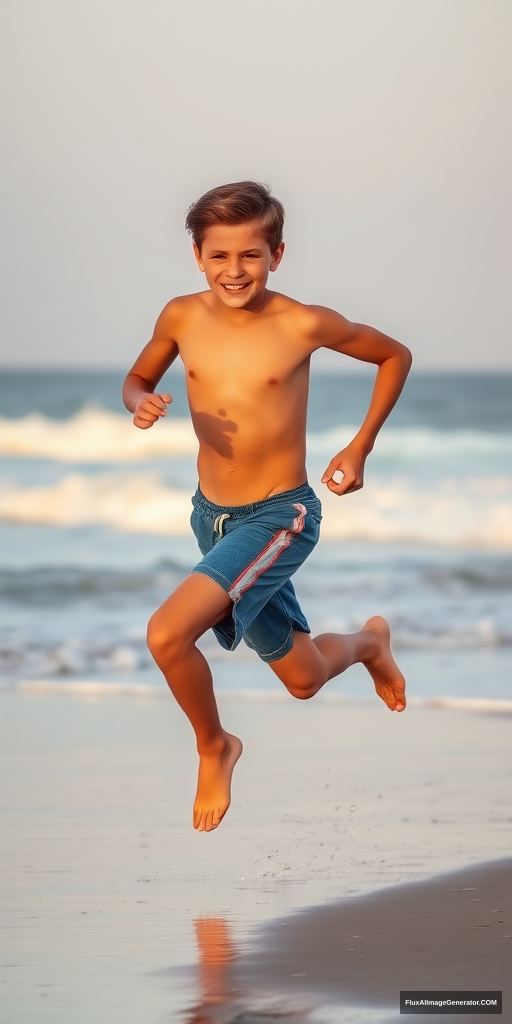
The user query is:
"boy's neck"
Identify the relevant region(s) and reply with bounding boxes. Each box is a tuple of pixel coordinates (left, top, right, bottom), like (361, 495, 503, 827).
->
(204, 287, 277, 320)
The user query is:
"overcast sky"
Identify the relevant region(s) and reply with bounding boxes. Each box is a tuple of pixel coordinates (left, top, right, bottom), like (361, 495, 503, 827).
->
(1, 0, 511, 370)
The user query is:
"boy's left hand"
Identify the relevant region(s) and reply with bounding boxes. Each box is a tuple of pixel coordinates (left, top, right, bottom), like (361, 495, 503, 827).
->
(321, 440, 368, 495)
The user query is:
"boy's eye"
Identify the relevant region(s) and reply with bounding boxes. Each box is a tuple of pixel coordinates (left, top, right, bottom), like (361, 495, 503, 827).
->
(209, 253, 259, 260)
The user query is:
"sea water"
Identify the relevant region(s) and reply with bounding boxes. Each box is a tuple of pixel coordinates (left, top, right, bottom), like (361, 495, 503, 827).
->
(1, 369, 511, 701)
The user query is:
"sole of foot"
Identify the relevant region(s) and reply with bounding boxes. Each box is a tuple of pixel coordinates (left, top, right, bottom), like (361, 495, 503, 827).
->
(362, 616, 406, 712)
(193, 732, 243, 832)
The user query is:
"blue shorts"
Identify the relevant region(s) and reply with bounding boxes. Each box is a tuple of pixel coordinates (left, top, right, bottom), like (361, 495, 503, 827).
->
(190, 482, 322, 663)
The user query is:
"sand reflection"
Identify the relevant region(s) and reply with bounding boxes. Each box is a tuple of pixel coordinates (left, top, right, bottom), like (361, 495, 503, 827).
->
(184, 917, 237, 1023)
(184, 916, 315, 1023)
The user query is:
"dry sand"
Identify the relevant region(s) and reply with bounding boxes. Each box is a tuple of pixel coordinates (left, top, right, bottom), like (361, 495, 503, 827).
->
(1, 687, 510, 1022)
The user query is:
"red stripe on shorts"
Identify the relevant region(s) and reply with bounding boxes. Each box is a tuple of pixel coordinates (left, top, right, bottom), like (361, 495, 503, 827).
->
(228, 503, 307, 603)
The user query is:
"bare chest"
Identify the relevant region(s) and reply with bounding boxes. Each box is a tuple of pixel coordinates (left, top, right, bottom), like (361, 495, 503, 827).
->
(177, 323, 310, 405)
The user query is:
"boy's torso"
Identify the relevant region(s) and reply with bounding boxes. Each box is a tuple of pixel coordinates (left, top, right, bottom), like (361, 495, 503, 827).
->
(173, 291, 319, 505)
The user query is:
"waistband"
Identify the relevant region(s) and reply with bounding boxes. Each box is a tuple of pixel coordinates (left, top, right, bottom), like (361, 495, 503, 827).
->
(192, 482, 318, 519)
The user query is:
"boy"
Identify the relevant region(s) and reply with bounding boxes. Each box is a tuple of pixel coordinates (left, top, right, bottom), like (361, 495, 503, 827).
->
(123, 181, 411, 833)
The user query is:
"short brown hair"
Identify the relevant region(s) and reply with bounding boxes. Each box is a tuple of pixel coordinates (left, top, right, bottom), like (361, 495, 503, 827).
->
(185, 181, 285, 254)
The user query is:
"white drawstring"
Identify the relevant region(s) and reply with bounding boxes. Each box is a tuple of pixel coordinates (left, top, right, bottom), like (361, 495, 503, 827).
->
(213, 513, 230, 538)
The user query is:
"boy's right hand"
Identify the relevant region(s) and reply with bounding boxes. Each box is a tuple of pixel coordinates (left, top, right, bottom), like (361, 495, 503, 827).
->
(133, 392, 172, 429)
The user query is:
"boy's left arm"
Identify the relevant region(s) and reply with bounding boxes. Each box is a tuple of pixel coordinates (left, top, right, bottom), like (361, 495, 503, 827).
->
(315, 310, 412, 495)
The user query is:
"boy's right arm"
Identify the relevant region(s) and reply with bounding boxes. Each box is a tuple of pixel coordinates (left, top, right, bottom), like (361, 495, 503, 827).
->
(122, 301, 182, 429)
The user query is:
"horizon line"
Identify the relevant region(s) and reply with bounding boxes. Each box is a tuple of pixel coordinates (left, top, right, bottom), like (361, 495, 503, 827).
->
(1, 364, 512, 376)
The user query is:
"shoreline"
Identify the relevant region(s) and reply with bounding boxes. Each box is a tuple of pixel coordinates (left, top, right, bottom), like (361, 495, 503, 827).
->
(3, 678, 512, 714)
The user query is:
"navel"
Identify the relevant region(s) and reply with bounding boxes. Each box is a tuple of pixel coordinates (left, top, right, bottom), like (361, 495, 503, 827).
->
(189, 370, 197, 380)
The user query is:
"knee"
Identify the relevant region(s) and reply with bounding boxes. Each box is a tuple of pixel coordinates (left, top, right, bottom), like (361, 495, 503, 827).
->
(146, 612, 167, 662)
(273, 662, 325, 700)
(286, 685, 317, 701)
(147, 610, 187, 664)
(282, 674, 321, 700)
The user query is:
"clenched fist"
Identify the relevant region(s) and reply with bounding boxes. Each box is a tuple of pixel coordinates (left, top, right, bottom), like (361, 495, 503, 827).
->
(321, 438, 369, 495)
(133, 392, 172, 429)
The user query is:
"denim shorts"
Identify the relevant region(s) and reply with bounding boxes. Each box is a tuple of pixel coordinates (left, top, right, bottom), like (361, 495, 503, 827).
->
(190, 482, 322, 663)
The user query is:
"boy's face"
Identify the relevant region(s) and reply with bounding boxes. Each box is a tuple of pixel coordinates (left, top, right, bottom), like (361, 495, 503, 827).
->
(193, 221, 284, 309)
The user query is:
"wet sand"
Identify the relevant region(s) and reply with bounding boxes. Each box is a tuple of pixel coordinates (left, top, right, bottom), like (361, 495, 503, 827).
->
(232, 858, 511, 1022)
(1, 688, 510, 1022)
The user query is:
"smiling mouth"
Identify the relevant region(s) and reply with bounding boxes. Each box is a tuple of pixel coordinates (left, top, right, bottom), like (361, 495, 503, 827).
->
(221, 283, 250, 292)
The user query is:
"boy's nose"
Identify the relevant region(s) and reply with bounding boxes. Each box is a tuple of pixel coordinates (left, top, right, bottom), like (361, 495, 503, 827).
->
(225, 260, 244, 278)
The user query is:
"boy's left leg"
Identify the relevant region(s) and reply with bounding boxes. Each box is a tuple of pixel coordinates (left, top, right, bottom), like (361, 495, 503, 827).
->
(268, 617, 406, 711)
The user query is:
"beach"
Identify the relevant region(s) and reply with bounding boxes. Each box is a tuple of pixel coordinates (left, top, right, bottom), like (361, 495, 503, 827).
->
(3, 0, 512, 1015)
(2, 687, 510, 1022)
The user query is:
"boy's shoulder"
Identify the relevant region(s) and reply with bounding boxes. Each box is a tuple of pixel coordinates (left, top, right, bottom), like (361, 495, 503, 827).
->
(267, 292, 350, 348)
(157, 291, 205, 322)
(152, 292, 208, 340)
(256, 291, 347, 344)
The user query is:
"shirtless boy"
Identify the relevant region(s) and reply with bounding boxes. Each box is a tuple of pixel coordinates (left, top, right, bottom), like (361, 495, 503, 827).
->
(123, 181, 412, 833)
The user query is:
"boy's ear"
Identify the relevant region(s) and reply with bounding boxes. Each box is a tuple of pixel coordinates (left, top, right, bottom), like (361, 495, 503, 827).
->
(192, 243, 205, 272)
(270, 242, 285, 272)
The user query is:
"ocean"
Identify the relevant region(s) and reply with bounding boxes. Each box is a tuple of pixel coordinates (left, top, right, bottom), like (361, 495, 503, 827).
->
(1, 369, 511, 703)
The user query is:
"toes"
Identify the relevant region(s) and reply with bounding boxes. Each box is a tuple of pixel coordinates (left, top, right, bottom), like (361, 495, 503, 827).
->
(193, 804, 228, 831)
(209, 807, 225, 830)
(377, 682, 406, 711)
(390, 686, 406, 712)
(212, 806, 225, 828)
(194, 807, 209, 831)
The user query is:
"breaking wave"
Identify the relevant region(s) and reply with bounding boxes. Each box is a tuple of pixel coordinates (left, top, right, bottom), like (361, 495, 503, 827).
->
(0, 472, 193, 534)
(1, 409, 512, 470)
(0, 409, 197, 461)
(1, 471, 511, 546)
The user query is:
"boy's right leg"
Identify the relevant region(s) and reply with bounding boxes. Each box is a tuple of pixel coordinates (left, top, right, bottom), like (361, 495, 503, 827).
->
(147, 573, 242, 832)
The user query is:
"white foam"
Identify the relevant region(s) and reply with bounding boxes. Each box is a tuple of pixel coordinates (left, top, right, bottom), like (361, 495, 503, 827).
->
(319, 477, 512, 547)
(0, 472, 193, 533)
(2, 470, 511, 546)
(6, 680, 165, 696)
(2, 409, 512, 467)
(0, 409, 198, 461)
(309, 425, 512, 463)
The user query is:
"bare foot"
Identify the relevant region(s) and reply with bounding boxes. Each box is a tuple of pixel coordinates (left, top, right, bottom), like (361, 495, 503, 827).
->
(362, 616, 406, 712)
(193, 732, 243, 832)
